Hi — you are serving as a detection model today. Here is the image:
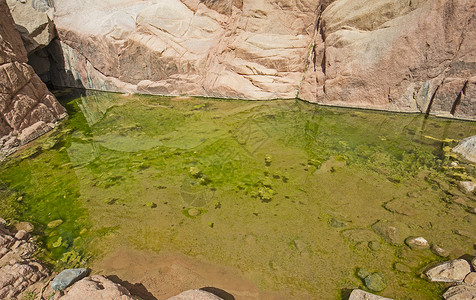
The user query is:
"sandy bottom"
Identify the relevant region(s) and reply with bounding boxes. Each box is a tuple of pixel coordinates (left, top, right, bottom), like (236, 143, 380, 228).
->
(93, 247, 289, 300)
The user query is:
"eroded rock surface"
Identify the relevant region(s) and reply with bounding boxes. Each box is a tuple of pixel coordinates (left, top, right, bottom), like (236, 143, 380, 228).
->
(0, 221, 49, 299)
(0, 0, 66, 159)
(20, 0, 473, 119)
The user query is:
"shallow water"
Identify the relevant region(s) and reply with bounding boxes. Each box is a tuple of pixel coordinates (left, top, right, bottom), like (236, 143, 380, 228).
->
(1, 89, 476, 299)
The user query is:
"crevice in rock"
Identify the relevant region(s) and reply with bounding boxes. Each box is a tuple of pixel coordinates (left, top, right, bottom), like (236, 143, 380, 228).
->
(425, 83, 440, 115)
(450, 79, 468, 116)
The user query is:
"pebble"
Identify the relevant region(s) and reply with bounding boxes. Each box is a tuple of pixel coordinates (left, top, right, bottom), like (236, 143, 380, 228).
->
(394, 262, 412, 273)
(405, 236, 429, 250)
(14, 230, 28, 240)
(431, 244, 450, 257)
(188, 208, 199, 217)
(47, 219, 63, 229)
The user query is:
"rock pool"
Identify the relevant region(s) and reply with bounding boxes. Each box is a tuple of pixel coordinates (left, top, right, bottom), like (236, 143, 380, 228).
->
(0, 89, 475, 299)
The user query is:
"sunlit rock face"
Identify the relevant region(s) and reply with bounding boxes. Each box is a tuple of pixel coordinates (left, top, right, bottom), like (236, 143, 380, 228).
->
(13, 0, 475, 119)
(50, 0, 317, 100)
(0, 0, 66, 158)
(300, 0, 476, 120)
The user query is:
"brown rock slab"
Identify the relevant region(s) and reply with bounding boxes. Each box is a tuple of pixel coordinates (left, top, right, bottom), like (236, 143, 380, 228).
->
(425, 259, 471, 283)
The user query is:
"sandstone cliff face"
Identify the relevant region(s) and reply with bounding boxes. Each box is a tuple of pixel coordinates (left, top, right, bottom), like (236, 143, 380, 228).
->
(0, 0, 66, 158)
(19, 0, 475, 119)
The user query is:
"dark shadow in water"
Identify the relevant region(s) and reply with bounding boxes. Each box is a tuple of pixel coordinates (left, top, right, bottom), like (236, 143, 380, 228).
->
(340, 288, 353, 300)
(200, 287, 236, 300)
(106, 275, 157, 300)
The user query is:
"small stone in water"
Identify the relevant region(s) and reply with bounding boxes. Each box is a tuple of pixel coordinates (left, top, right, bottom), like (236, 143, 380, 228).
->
(330, 218, 347, 228)
(394, 262, 412, 273)
(368, 241, 381, 251)
(356, 268, 370, 279)
(364, 273, 387, 292)
(47, 219, 63, 229)
(145, 201, 156, 208)
(189, 167, 202, 178)
(188, 208, 200, 217)
(431, 244, 450, 257)
(264, 155, 272, 166)
(405, 236, 429, 250)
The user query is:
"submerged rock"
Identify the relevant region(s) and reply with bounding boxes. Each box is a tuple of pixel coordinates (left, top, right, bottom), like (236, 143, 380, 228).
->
(364, 273, 387, 292)
(371, 220, 410, 246)
(52, 268, 89, 291)
(59, 275, 135, 300)
(442, 284, 476, 300)
(47, 219, 63, 229)
(431, 244, 450, 258)
(458, 181, 476, 194)
(167, 289, 223, 300)
(348, 289, 393, 300)
(425, 259, 471, 283)
(453, 136, 476, 163)
(405, 236, 429, 250)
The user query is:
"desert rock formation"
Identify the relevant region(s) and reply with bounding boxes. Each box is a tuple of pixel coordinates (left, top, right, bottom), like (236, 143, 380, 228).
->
(0, 0, 66, 159)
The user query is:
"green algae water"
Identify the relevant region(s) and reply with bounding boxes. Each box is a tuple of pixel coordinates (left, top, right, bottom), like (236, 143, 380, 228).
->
(1, 89, 476, 299)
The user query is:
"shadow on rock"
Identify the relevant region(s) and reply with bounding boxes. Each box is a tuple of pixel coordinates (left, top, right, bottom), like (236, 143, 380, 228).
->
(200, 287, 235, 300)
(106, 275, 157, 300)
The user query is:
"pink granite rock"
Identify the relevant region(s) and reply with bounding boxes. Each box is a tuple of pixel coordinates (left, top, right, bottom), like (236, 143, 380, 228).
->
(59, 275, 135, 300)
(45, 0, 475, 119)
(0, 0, 66, 159)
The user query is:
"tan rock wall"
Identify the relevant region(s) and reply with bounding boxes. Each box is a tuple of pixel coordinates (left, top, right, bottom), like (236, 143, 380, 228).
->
(0, 0, 66, 158)
(30, 0, 476, 119)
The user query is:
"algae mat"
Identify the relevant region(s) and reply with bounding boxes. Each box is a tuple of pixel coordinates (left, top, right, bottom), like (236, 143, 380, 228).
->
(1, 89, 475, 299)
